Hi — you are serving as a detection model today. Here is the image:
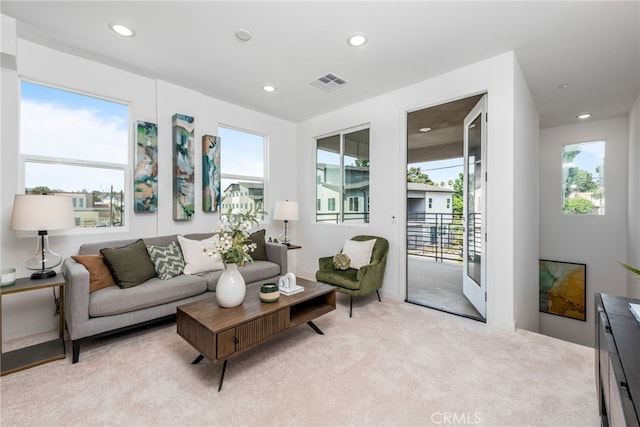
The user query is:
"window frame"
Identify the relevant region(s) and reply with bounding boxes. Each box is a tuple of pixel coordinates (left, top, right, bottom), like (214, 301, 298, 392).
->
(561, 139, 606, 216)
(18, 79, 132, 235)
(315, 123, 370, 224)
(218, 124, 268, 221)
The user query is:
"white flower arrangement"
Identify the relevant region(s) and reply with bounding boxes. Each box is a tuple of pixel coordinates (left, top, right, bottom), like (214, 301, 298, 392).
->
(204, 207, 263, 266)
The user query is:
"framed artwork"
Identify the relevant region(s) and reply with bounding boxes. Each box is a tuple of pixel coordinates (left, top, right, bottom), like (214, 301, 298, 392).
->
(134, 121, 158, 212)
(202, 135, 221, 212)
(172, 113, 195, 220)
(539, 260, 586, 321)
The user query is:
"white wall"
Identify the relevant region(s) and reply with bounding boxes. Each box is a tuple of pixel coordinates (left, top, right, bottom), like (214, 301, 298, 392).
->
(513, 57, 541, 331)
(296, 51, 540, 331)
(539, 116, 629, 346)
(1, 37, 296, 341)
(628, 94, 640, 299)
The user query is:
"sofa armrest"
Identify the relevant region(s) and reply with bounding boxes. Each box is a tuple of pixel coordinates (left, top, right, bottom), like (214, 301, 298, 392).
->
(265, 242, 288, 275)
(61, 257, 91, 340)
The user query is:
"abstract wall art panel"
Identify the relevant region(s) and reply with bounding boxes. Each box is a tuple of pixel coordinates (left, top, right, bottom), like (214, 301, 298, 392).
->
(134, 121, 158, 212)
(202, 135, 221, 212)
(172, 113, 195, 220)
(539, 259, 586, 321)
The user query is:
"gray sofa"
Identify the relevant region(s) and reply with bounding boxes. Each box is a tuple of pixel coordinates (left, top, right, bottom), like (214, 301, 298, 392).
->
(62, 233, 287, 363)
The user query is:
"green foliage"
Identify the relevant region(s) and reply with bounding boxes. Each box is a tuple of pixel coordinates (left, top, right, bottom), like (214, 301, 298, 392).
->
(562, 149, 581, 163)
(452, 172, 463, 216)
(563, 198, 594, 214)
(353, 159, 369, 167)
(407, 166, 434, 184)
(618, 261, 640, 278)
(564, 167, 598, 197)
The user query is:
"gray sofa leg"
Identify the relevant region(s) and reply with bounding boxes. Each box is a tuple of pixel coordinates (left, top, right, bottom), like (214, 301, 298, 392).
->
(72, 340, 81, 363)
(376, 290, 381, 302)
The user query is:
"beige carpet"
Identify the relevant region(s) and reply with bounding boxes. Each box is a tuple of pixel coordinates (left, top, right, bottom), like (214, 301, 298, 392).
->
(1, 295, 599, 427)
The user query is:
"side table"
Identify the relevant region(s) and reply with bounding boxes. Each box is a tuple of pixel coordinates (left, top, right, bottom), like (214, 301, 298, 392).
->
(1, 274, 66, 376)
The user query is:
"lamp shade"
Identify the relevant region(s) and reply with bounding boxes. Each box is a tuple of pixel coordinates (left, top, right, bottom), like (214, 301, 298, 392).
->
(273, 201, 299, 221)
(10, 194, 75, 231)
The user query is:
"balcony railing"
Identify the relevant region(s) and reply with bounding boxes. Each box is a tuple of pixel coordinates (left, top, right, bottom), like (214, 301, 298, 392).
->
(316, 211, 370, 223)
(407, 212, 463, 262)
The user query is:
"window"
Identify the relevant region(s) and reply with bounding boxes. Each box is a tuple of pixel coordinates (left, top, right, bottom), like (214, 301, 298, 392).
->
(428, 197, 433, 209)
(219, 126, 265, 219)
(348, 196, 359, 212)
(20, 81, 129, 229)
(317, 199, 321, 211)
(562, 140, 605, 215)
(446, 198, 451, 209)
(316, 125, 369, 223)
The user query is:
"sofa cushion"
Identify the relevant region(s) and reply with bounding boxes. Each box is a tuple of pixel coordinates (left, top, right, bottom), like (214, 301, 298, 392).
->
(178, 234, 224, 274)
(146, 241, 185, 280)
(71, 254, 115, 292)
(247, 229, 267, 261)
(89, 274, 208, 317)
(100, 239, 157, 288)
(201, 260, 281, 292)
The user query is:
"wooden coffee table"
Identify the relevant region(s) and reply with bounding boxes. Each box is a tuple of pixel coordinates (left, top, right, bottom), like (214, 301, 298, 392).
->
(176, 279, 336, 391)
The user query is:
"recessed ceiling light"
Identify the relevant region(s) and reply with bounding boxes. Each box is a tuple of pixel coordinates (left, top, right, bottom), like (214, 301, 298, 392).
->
(419, 127, 432, 132)
(558, 83, 569, 89)
(109, 23, 135, 37)
(263, 85, 276, 93)
(577, 113, 592, 119)
(347, 33, 367, 47)
(235, 28, 252, 42)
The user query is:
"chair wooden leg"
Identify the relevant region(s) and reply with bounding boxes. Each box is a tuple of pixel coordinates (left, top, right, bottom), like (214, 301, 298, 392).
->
(376, 290, 381, 302)
(349, 296, 353, 318)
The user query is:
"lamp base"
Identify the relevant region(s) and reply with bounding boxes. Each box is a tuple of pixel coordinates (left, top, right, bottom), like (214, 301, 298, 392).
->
(30, 270, 57, 280)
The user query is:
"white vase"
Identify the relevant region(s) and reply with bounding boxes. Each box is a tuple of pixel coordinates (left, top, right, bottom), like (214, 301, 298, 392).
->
(216, 263, 246, 308)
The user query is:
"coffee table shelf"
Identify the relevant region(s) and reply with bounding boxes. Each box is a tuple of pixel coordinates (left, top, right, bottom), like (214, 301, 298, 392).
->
(290, 294, 335, 327)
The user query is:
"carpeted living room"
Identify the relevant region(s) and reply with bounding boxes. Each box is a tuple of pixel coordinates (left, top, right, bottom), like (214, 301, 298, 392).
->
(1, 2, 639, 427)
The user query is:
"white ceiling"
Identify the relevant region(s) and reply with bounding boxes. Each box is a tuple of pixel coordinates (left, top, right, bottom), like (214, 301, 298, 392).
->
(2, 1, 639, 128)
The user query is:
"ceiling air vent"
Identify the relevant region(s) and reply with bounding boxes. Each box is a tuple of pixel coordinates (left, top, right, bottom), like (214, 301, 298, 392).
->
(310, 73, 349, 92)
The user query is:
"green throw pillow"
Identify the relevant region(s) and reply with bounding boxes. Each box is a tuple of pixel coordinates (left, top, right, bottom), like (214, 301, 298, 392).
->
(100, 239, 157, 288)
(146, 241, 185, 280)
(247, 229, 267, 261)
(333, 253, 351, 270)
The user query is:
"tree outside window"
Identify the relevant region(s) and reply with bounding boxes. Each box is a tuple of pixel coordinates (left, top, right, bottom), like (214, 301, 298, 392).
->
(562, 140, 605, 215)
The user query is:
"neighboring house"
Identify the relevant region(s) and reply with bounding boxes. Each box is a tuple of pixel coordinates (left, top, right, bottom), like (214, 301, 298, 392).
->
(406, 183, 460, 260)
(25, 191, 123, 227)
(316, 163, 369, 223)
(220, 182, 264, 214)
(406, 182, 454, 221)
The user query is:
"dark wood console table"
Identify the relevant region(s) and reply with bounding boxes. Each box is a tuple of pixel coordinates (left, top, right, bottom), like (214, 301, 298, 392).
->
(595, 293, 640, 426)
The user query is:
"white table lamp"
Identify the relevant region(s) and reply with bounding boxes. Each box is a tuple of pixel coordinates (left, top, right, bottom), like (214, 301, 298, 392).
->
(10, 194, 75, 279)
(273, 200, 299, 245)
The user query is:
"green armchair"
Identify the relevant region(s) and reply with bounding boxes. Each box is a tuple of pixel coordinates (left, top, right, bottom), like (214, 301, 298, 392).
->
(315, 235, 389, 317)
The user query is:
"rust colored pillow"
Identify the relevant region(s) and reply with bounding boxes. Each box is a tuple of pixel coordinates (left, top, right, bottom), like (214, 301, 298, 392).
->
(71, 254, 116, 293)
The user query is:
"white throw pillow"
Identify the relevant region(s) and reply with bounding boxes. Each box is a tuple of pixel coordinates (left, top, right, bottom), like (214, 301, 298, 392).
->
(341, 238, 376, 269)
(177, 235, 224, 274)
